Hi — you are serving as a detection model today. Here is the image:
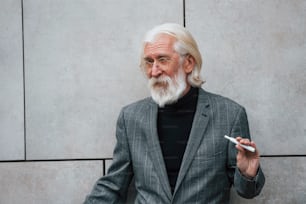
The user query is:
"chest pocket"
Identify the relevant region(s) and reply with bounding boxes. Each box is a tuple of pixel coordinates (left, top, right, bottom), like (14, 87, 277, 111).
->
(194, 137, 226, 163)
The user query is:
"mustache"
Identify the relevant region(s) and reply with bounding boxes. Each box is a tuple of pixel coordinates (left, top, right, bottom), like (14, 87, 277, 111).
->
(148, 75, 173, 87)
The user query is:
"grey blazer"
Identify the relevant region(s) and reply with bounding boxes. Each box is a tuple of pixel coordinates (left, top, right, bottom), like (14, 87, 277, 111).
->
(84, 88, 265, 204)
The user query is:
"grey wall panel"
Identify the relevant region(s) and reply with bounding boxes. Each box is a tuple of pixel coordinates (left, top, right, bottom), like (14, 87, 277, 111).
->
(24, 0, 183, 159)
(0, 161, 103, 204)
(0, 0, 24, 160)
(230, 157, 306, 204)
(186, 0, 306, 155)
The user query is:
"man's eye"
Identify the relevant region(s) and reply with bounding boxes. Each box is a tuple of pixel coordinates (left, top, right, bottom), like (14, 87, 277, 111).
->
(158, 57, 169, 64)
(145, 59, 154, 65)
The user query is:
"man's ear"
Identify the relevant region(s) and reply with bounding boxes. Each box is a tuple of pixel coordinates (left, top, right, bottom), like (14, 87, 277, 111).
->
(183, 54, 195, 74)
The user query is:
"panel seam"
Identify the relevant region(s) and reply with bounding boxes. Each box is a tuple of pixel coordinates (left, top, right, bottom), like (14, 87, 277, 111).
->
(21, 0, 27, 161)
(183, 0, 186, 27)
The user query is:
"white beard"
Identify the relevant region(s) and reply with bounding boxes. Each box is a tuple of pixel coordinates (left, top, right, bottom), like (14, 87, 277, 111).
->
(148, 67, 187, 107)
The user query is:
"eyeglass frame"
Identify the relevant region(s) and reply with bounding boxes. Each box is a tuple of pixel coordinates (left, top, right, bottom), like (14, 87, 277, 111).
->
(142, 53, 188, 70)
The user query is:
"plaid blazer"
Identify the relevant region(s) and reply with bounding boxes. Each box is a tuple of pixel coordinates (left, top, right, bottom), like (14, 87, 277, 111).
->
(84, 88, 265, 204)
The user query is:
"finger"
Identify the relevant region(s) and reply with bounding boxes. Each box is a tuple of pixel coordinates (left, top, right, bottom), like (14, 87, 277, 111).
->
(250, 141, 257, 148)
(239, 138, 252, 146)
(235, 144, 246, 153)
(235, 137, 258, 154)
(236, 142, 259, 155)
(236, 136, 242, 141)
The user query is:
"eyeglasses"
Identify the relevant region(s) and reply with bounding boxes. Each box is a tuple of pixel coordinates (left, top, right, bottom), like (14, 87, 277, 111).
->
(143, 56, 172, 69)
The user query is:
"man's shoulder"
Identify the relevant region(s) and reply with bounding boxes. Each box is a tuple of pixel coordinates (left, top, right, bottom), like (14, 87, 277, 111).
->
(121, 97, 153, 113)
(199, 88, 245, 110)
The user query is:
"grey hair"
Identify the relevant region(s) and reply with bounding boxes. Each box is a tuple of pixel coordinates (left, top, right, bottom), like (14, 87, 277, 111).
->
(140, 23, 204, 87)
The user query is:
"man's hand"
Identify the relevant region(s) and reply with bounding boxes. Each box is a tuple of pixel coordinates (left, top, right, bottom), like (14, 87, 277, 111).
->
(235, 137, 260, 179)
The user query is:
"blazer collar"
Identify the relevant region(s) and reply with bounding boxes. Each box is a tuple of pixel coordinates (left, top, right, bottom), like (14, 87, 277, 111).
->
(146, 101, 173, 200)
(173, 88, 210, 196)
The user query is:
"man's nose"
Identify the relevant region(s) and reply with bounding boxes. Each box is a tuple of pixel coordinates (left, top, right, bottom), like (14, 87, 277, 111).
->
(151, 62, 162, 77)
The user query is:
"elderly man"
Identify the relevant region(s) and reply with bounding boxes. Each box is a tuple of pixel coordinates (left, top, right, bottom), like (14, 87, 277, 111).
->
(84, 23, 265, 203)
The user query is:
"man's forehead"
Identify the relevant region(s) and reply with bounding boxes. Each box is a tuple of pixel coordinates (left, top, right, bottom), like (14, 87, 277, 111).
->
(144, 34, 177, 56)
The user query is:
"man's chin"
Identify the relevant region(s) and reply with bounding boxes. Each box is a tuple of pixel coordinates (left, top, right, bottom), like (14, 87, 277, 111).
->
(150, 89, 180, 107)
(151, 82, 168, 91)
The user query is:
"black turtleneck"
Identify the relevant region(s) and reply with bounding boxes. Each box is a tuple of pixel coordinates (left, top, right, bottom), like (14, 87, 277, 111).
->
(157, 87, 198, 193)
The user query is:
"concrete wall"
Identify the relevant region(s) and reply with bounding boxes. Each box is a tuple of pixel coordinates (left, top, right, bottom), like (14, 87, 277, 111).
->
(0, 0, 305, 203)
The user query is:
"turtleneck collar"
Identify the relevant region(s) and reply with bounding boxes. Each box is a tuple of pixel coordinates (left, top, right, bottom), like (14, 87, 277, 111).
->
(159, 87, 199, 111)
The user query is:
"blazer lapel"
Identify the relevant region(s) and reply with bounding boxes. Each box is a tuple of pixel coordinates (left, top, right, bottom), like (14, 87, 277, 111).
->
(144, 100, 172, 200)
(173, 89, 210, 195)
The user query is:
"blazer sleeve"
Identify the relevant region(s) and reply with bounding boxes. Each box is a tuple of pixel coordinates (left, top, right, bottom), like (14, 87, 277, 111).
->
(84, 109, 133, 204)
(227, 106, 265, 199)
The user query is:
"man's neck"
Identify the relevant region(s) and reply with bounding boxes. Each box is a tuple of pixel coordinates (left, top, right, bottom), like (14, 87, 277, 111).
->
(181, 84, 191, 98)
